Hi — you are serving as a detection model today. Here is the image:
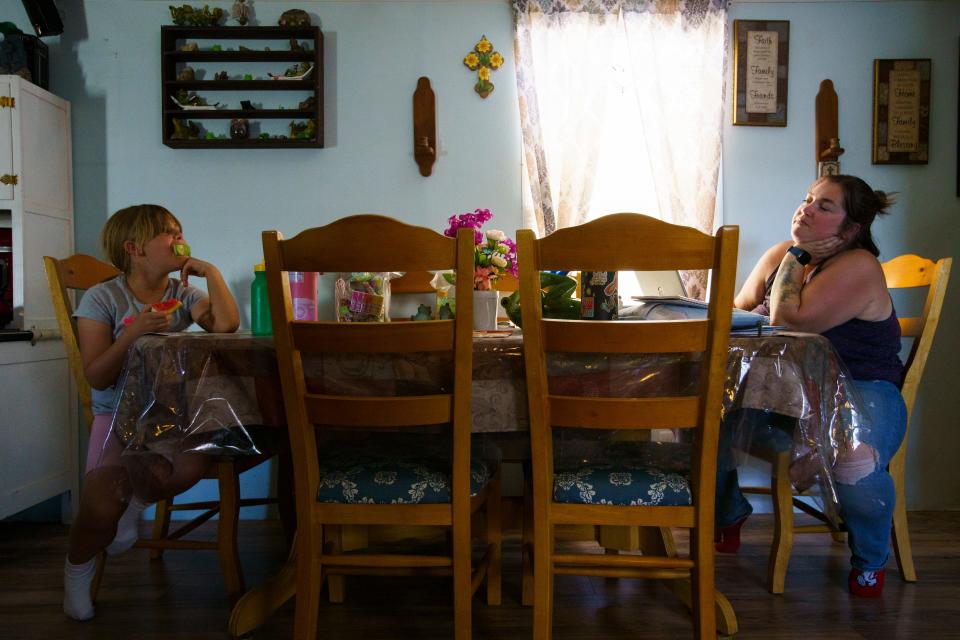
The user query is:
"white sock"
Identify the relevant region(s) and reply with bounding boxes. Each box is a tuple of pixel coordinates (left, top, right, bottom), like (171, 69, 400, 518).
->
(105, 496, 148, 556)
(63, 556, 97, 621)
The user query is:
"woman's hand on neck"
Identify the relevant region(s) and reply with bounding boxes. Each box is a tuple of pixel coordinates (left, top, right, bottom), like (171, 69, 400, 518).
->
(794, 235, 849, 266)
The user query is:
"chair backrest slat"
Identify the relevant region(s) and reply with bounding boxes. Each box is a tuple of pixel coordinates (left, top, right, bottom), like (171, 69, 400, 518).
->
(543, 318, 708, 354)
(305, 394, 453, 428)
(548, 395, 700, 430)
(278, 216, 457, 274)
(291, 319, 454, 353)
(536, 213, 718, 272)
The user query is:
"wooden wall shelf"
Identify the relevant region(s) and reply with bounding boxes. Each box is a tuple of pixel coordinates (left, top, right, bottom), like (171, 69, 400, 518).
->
(160, 25, 323, 149)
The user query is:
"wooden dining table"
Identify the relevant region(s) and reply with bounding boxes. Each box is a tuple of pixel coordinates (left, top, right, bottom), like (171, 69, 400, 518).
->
(109, 329, 864, 637)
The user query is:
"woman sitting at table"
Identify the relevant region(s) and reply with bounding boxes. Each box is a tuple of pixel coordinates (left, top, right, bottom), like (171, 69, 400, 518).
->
(714, 175, 906, 598)
(64, 204, 240, 621)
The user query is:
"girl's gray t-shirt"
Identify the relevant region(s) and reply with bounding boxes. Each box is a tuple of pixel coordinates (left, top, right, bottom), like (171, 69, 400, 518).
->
(73, 274, 207, 415)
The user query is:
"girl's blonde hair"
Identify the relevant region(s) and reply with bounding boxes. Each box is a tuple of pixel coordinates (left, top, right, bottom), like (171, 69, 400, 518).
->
(101, 204, 182, 273)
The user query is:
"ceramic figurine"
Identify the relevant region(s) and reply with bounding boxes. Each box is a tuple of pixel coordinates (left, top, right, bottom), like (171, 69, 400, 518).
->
(171, 118, 201, 140)
(169, 4, 226, 27)
(410, 304, 432, 321)
(214, 70, 228, 81)
(177, 66, 195, 82)
(288, 119, 316, 140)
(231, 0, 252, 26)
(278, 9, 311, 27)
(230, 118, 249, 139)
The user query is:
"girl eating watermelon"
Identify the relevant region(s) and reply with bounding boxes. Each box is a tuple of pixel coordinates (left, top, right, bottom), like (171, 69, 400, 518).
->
(64, 204, 239, 620)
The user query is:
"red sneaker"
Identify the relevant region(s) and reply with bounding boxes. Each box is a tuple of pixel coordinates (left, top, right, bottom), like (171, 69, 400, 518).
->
(848, 568, 885, 597)
(715, 515, 748, 554)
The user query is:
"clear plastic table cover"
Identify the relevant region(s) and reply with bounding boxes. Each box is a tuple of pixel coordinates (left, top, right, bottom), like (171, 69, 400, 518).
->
(108, 329, 868, 524)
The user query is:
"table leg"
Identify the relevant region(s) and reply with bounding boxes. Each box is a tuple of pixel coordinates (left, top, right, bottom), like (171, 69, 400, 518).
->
(228, 532, 298, 638)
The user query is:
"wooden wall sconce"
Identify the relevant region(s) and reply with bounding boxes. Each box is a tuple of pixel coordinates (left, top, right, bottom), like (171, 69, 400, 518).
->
(413, 77, 437, 177)
(815, 79, 844, 177)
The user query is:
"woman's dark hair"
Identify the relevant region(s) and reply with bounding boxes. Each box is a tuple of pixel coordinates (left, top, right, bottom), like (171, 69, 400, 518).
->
(817, 174, 896, 257)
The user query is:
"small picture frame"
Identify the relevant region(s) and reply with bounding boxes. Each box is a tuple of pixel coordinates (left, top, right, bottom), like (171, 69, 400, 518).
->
(732, 20, 789, 126)
(818, 160, 840, 178)
(872, 58, 931, 165)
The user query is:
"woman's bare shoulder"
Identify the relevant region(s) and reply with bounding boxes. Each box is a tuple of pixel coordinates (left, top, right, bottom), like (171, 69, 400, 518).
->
(757, 240, 794, 266)
(822, 248, 882, 272)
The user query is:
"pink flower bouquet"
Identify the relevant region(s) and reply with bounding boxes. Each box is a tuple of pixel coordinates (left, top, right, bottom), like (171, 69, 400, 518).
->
(444, 209, 518, 291)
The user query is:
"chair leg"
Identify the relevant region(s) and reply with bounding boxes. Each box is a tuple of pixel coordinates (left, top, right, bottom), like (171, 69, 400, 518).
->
(216, 461, 245, 605)
(324, 526, 345, 603)
(276, 447, 297, 550)
(891, 454, 917, 581)
(690, 533, 717, 640)
(768, 452, 794, 594)
(485, 474, 502, 606)
(149, 498, 173, 561)
(532, 521, 553, 640)
(521, 473, 534, 607)
(294, 525, 323, 640)
(453, 515, 473, 640)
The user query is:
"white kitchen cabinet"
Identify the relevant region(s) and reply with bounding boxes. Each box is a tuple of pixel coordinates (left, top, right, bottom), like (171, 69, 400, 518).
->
(0, 76, 76, 520)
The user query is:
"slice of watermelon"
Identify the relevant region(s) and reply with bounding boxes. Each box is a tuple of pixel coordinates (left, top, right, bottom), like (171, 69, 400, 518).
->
(151, 299, 183, 314)
(122, 299, 183, 325)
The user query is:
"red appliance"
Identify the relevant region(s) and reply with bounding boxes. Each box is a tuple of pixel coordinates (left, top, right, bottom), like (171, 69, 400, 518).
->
(0, 227, 12, 328)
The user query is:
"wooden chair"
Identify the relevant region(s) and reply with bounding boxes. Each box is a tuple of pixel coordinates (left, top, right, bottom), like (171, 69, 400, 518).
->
(741, 253, 952, 593)
(262, 215, 501, 640)
(517, 213, 738, 639)
(43, 253, 282, 605)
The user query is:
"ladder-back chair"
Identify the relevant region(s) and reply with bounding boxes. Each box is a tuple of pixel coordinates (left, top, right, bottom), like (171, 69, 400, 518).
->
(517, 213, 738, 639)
(742, 253, 951, 593)
(262, 215, 501, 639)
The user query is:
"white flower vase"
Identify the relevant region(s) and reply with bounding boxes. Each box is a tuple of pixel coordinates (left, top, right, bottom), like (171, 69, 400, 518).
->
(473, 289, 500, 331)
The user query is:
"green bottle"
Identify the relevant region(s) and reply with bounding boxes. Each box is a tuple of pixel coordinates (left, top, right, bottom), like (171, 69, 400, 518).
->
(251, 263, 272, 336)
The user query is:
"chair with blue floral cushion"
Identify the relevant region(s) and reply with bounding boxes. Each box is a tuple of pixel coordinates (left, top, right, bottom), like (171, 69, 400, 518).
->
(517, 213, 738, 639)
(262, 215, 501, 640)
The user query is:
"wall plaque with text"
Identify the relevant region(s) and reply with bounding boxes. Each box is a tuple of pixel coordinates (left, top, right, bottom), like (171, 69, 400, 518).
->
(733, 20, 789, 126)
(873, 59, 930, 164)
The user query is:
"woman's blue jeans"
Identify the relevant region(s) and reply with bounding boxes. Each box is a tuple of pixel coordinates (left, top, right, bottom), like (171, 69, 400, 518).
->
(715, 379, 907, 571)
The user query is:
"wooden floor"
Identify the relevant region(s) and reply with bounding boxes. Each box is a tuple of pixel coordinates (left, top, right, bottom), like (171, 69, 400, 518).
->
(1, 512, 959, 639)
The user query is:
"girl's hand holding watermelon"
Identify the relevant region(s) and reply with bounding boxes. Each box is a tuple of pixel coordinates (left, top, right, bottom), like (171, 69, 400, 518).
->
(122, 300, 182, 332)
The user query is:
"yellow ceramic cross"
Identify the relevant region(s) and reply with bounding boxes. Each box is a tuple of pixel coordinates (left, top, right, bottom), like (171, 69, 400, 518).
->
(463, 35, 504, 99)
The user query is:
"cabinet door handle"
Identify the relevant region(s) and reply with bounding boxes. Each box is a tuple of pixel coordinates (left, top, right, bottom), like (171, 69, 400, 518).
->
(1, 174, 18, 185)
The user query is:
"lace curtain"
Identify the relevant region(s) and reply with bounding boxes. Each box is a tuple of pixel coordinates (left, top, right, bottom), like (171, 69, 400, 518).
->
(512, 0, 728, 297)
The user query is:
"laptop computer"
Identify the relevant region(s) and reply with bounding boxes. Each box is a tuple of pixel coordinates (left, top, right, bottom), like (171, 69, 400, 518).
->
(630, 270, 709, 309)
(633, 270, 687, 298)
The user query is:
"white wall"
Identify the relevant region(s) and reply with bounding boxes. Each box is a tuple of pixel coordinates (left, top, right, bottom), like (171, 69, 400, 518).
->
(2, 0, 957, 512)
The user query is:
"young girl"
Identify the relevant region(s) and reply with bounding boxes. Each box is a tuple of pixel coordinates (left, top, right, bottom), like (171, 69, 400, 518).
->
(64, 204, 240, 620)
